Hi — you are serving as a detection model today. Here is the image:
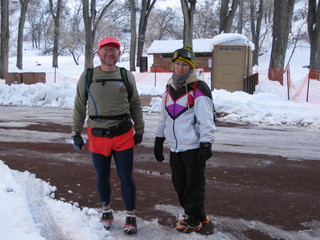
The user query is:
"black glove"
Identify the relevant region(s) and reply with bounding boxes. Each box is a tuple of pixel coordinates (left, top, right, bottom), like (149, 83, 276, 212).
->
(134, 133, 143, 145)
(72, 131, 84, 151)
(197, 142, 212, 165)
(154, 137, 165, 162)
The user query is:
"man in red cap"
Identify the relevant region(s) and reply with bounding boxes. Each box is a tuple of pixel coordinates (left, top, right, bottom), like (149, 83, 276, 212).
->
(72, 36, 144, 235)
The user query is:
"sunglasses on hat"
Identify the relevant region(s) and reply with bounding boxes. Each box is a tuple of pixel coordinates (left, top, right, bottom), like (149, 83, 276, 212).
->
(172, 48, 195, 62)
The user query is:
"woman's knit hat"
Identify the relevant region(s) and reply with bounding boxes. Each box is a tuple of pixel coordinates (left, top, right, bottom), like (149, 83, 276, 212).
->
(172, 45, 196, 69)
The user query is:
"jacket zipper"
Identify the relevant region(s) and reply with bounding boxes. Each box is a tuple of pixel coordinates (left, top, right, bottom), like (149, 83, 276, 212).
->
(173, 119, 178, 149)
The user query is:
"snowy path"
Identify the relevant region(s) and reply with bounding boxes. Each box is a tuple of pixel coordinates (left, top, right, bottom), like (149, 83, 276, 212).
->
(0, 161, 107, 240)
(23, 175, 65, 240)
(1, 161, 66, 240)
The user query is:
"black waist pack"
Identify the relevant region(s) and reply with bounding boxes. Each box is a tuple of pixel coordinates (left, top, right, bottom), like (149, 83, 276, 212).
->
(91, 117, 133, 138)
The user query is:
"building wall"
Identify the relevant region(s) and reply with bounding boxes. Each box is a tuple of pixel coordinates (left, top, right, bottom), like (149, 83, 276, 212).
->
(195, 56, 211, 71)
(152, 54, 173, 72)
(151, 54, 212, 72)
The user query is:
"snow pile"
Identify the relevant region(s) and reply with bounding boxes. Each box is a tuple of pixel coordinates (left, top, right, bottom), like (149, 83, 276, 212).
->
(1, 74, 320, 128)
(0, 161, 105, 240)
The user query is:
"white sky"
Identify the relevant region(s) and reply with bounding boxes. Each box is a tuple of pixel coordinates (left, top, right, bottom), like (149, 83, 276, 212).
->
(0, 34, 320, 239)
(155, 0, 181, 9)
(155, 0, 210, 10)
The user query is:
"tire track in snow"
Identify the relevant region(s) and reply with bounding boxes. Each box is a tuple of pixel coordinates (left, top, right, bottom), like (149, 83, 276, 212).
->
(24, 175, 66, 240)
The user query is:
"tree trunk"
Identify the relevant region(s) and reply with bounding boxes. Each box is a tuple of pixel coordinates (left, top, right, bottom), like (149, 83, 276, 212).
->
(82, 0, 115, 69)
(250, 0, 263, 66)
(128, 0, 136, 71)
(0, 0, 9, 79)
(180, 0, 196, 47)
(219, 0, 240, 33)
(137, 0, 156, 67)
(238, 0, 243, 34)
(225, 0, 240, 33)
(82, 0, 94, 69)
(49, 0, 62, 68)
(16, 0, 29, 70)
(70, 50, 80, 65)
(268, 0, 295, 83)
(307, 0, 320, 79)
(219, 0, 229, 33)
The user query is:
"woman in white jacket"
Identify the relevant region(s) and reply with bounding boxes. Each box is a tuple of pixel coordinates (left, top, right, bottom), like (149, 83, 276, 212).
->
(154, 46, 216, 234)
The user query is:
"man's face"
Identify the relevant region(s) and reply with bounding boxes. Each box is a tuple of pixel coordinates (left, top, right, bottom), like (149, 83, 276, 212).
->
(98, 46, 120, 66)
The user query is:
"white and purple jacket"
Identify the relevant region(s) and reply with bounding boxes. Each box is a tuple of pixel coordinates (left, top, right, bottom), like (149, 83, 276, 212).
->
(156, 70, 216, 152)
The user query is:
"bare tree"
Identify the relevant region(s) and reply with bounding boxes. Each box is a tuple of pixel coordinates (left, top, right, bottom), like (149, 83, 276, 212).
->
(94, 3, 130, 48)
(27, 0, 47, 49)
(219, 0, 240, 33)
(180, 0, 196, 47)
(137, 0, 157, 67)
(82, 0, 115, 69)
(250, 0, 264, 66)
(146, 7, 182, 42)
(193, 0, 219, 38)
(268, 0, 295, 82)
(16, 0, 29, 70)
(1, 0, 9, 78)
(307, 0, 320, 79)
(49, 0, 63, 68)
(238, 0, 243, 34)
(128, 0, 137, 71)
(61, 4, 84, 65)
(219, 0, 228, 33)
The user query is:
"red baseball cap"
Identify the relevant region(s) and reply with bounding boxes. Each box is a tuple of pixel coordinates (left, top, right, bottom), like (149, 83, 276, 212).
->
(98, 37, 120, 50)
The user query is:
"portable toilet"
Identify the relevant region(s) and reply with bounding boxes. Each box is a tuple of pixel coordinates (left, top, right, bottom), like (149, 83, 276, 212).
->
(211, 33, 254, 92)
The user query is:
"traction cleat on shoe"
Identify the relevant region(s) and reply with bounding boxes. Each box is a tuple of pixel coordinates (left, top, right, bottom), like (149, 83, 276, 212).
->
(100, 210, 114, 230)
(200, 216, 210, 225)
(179, 215, 209, 225)
(176, 215, 202, 233)
(123, 216, 138, 235)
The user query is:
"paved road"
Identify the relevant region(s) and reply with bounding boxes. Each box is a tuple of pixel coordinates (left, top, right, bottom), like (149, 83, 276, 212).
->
(1, 106, 319, 162)
(1, 106, 320, 240)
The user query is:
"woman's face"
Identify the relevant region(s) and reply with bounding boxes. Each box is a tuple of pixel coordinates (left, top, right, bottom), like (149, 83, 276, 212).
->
(173, 60, 191, 76)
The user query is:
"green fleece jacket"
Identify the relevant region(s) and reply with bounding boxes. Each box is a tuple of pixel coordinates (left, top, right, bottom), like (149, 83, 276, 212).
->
(72, 67, 144, 135)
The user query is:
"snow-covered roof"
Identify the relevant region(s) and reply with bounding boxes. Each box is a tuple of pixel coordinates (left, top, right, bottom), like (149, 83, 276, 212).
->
(148, 33, 255, 54)
(148, 39, 214, 54)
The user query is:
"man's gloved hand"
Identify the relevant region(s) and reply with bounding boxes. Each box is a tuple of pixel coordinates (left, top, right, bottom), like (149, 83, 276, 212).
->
(197, 142, 212, 165)
(154, 137, 165, 162)
(134, 133, 143, 145)
(72, 131, 84, 151)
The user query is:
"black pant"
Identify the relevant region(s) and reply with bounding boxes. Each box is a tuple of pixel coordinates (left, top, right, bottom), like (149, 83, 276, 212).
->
(91, 148, 136, 211)
(170, 148, 206, 219)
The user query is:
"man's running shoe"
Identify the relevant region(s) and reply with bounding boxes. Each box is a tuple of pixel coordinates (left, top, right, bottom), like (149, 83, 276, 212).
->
(123, 216, 138, 235)
(100, 210, 114, 230)
(176, 215, 202, 233)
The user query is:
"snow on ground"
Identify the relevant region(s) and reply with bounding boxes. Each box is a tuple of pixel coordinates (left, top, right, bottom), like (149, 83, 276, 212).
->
(1, 41, 319, 129)
(0, 41, 320, 239)
(0, 160, 238, 240)
(1, 160, 320, 240)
